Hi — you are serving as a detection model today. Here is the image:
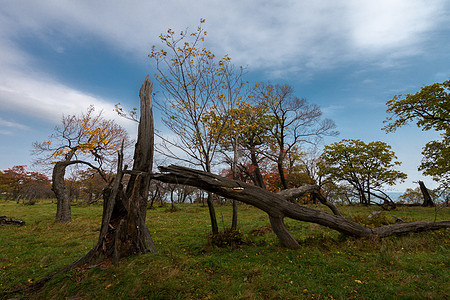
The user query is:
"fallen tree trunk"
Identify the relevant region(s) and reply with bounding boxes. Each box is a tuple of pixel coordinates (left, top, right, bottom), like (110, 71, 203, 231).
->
(277, 185, 342, 216)
(154, 165, 450, 249)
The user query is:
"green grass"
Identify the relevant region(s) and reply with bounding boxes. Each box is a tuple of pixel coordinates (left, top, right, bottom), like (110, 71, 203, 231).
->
(1, 200, 449, 299)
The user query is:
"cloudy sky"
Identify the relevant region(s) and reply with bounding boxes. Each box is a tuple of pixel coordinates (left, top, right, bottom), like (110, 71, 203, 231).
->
(1, 0, 449, 191)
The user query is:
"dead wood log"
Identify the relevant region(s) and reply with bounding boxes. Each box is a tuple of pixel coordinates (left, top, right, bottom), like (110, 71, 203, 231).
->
(0, 216, 25, 226)
(154, 165, 450, 249)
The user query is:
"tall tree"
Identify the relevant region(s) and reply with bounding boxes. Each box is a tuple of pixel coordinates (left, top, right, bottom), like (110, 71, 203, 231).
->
(149, 20, 245, 234)
(384, 80, 450, 187)
(318, 139, 407, 205)
(256, 83, 338, 190)
(33, 106, 130, 223)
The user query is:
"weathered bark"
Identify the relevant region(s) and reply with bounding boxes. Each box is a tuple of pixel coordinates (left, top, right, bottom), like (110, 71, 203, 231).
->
(268, 215, 299, 248)
(277, 185, 342, 216)
(277, 156, 289, 190)
(419, 181, 435, 207)
(206, 192, 219, 234)
(154, 165, 450, 249)
(75, 76, 157, 266)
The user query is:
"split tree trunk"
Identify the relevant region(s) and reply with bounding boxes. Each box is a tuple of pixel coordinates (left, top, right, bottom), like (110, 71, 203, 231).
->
(154, 165, 450, 249)
(75, 76, 157, 266)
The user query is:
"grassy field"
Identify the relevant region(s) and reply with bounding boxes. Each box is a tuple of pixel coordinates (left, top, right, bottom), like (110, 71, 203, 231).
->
(1, 200, 449, 299)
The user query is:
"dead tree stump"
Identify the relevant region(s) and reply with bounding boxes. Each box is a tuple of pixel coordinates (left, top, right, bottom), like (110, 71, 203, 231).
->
(76, 76, 157, 266)
(419, 180, 435, 207)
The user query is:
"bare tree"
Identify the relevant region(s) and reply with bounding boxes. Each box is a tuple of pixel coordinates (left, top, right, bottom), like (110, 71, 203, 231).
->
(256, 84, 338, 190)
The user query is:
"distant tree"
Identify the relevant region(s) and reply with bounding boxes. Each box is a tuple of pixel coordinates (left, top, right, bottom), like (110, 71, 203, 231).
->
(398, 186, 434, 205)
(175, 184, 196, 203)
(318, 139, 407, 205)
(149, 20, 246, 234)
(0, 165, 29, 201)
(384, 80, 450, 186)
(320, 182, 355, 205)
(256, 83, 338, 190)
(76, 168, 112, 205)
(262, 152, 315, 195)
(0, 165, 52, 203)
(33, 106, 130, 223)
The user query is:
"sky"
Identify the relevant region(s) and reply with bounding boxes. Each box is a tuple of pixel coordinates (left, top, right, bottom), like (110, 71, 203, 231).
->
(0, 0, 449, 192)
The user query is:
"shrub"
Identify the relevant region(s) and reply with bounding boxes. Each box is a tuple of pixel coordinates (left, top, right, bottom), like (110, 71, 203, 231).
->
(210, 228, 245, 247)
(349, 211, 395, 228)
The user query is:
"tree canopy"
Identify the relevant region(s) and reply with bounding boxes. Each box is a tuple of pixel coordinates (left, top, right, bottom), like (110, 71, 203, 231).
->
(384, 80, 450, 132)
(384, 80, 450, 187)
(149, 20, 247, 234)
(255, 83, 338, 190)
(0, 165, 52, 202)
(318, 139, 407, 205)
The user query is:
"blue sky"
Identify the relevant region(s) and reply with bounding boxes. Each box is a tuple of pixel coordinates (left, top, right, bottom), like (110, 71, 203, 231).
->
(0, 0, 449, 191)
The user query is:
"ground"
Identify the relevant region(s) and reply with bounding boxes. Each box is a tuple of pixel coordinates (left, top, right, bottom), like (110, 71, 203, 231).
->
(0, 200, 449, 299)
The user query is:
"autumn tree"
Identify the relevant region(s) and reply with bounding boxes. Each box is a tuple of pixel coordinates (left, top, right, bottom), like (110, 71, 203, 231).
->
(318, 139, 407, 205)
(149, 20, 245, 234)
(255, 83, 338, 190)
(204, 98, 271, 228)
(398, 186, 438, 205)
(33, 106, 130, 223)
(384, 80, 450, 187)
(0, 165, 52, 203)
(232, 101, 272, 189)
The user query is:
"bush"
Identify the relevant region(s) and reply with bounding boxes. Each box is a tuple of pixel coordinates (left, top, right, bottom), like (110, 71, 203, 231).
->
(349, 211, 395, 228)
(210, 228, 245, 247)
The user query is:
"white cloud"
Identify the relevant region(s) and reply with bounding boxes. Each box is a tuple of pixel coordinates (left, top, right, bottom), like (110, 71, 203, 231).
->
(321, 105, 345, 118)
(1, 0, 446, 76)
(348, 0, 440, 53)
